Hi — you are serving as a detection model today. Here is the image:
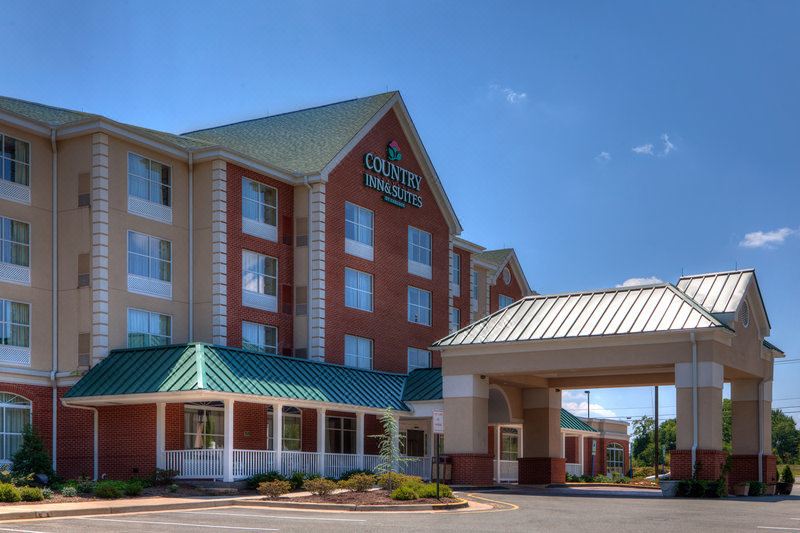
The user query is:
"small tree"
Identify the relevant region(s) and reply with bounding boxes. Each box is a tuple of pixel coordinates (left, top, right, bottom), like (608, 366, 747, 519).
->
(11, 425, 54, 479)
(370, 408, 410, 476)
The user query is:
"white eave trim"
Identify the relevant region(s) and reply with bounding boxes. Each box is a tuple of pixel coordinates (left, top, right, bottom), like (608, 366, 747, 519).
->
(0, 111, 51, 136)
(452, 236, 486, 254)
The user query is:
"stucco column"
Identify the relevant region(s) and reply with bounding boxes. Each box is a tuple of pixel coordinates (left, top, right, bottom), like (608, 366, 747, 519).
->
(274, 404, 283, 474)
(729, 379, 776, 484)
(223, 399, 234, 482)
(443, 374, 493, 485)
(156, 403, 166, 469)
(519, 387, 565, 484)
(672, 361, 725, 481)
(317, 407, 326, 476)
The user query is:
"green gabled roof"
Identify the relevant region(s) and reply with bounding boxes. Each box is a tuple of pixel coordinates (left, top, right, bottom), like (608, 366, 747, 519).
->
(0, 95, 93, 127)
(474, 249, 513, 272)
(560, 409, 596, 432)
(402, 368, 443, 402)
(184, 92, 396, 175)
(65, 343, 409, 411)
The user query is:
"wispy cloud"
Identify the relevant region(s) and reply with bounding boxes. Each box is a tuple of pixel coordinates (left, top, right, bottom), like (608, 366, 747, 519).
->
(739, 227, 797, 249)
(617, 276, 663, 288)
(595, 151, 611, 162)
(632, 133, 676, 157)
(632, 143, 654, 155)
(489, 83, 527, 104)
(661, 133, 675, 155)
(562, 391, 618, 419)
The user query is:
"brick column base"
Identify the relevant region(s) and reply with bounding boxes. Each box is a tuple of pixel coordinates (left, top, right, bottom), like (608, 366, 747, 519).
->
(728, 454, 777, 487)
(670, 449, 727, 480)
(518, 457, 566, 485)
(448, 454, 494, 485)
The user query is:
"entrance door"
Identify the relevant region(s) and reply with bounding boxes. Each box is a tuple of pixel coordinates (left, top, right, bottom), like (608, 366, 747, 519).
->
(405, 429, 426, 457)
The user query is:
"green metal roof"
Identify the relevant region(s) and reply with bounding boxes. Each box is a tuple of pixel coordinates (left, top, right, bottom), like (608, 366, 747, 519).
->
(184, 92, 396, 175)
(65, 344, 408, 411)
(402, 368, 443, 402)
(560, 409, 597, 432)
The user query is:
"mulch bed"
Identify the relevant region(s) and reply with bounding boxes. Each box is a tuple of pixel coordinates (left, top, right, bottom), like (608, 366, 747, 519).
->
(280, 490, 459, 505)
(0, 483, 228, 506)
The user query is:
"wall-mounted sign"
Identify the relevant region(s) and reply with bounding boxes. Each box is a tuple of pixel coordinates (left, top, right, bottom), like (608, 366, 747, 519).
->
(363, 140, 423, 208)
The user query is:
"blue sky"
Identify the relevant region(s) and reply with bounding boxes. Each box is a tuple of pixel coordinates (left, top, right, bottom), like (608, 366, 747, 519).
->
(5, 1, 799, 427)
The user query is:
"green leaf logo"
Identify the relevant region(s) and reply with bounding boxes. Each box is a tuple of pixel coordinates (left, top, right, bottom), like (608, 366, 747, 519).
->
(387, 140, 402, 161)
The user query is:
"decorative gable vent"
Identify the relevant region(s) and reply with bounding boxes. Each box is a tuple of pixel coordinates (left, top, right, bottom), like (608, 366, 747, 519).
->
(738, 300, 750, 328)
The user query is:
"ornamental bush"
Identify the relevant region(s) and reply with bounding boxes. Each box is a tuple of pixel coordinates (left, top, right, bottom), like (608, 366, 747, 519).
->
(19, 487, 44, 502)
(76, 477, 95, 494)
(748, 481, 765, 496)
(124, 479, 144, 496)
(781, 465, 795, 485)
(0, 483, 21, 502)
(303, 477, 337, 496)
(11, 426, 54, 480)
(338, 469, 375, 481)
(61, 486, 78, 497)
(338, 473, 376, 492)
(257, 480, 293, 499)
(151, 468, 179, 486)
(377, 473, 420, 491)
(41, 487, 54, 499)
(94, 480, 126, 499)
(415, 482, 453, 499)
(289, 472, 307, 490)
(390, 484, 418, 500)
(246, 471, 286, 490)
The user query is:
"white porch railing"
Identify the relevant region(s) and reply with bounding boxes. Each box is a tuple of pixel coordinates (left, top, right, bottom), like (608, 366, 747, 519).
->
(325, 453, 361, 479)
(364, 454, 382, 473)
(566, 463, 582, 477)
(496, 460, 519, 483)
(400, 456, 431, 479)
(280, 451, 320, 477)
(165, 449, 223, 479)
(234, 450, 276, 479)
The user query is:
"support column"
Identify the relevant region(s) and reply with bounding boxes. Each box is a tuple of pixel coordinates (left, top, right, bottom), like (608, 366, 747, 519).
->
(356, 412, 365, 469)
(223, 399, 234, 482)
(317, 408, 326, 476)
(729, 379, 776, 485)
(519, 387, 565, 484)
(210, 159, 227, 345)
(495, 425, 501, 482)
(579, 435, 584, 476)
(156, 403, 166, 469)
(274, 404, 283, 475)
(672, 361, 725, 481)
(443, 374, 493, 485)
(308, 182, 326, 361)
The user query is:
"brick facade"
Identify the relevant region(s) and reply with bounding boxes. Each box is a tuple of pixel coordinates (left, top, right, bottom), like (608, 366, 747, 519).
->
(582, 437, 630, 476)
(670, 449, 728, 481)
(449, 453, 494, 485)
(728, 454, 778, 487)
(519, 457, 566, 485)
(451, 246, 472, 330)
(489, 261, 525, 313)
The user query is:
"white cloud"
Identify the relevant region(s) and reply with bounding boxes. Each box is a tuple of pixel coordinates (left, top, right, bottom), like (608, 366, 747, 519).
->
(562, 390, 618, 419)
(739, 227, 796, 249)
(661, 133, 675, 156)
(616, 276, 663, 288)
(632, 133, 676, 157)
(595, 151, 611, 162)
(489, 83, 527, 104)
(632, 143, 654, 155)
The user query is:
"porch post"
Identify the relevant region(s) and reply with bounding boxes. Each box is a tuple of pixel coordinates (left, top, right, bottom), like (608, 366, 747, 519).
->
(274, 404, 283, 475)
(356, 412, 365, 469)
(495, 425, 501, 483)
(317, 407, 326, 476)
(579, 435, 584, 475)
(156, 402, 166, 469)
(223, 398, 234, 482)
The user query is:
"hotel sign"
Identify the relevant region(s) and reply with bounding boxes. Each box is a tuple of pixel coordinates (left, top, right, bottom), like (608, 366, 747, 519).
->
(363, 140, 423, 208)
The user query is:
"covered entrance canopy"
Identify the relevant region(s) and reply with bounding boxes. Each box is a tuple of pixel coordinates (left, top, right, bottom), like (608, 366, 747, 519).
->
(432, 269, 784, 486)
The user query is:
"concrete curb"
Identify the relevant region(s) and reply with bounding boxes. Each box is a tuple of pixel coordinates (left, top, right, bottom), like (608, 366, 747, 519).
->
(562, 483, 661, 490)
(235, 498, 470, 512)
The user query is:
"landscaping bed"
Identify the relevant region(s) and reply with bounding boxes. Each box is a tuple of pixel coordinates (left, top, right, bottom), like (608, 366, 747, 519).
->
(280, 489, 458, 505)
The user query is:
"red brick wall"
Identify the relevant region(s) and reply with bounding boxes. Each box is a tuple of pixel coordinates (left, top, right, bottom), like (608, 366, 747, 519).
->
(489, 262, 525, 313)
(98, 404, 156, 479)
(449, 453, 494, 485)
(364, 414, 380, 455)
(234, 402, 267, 450)
(226, 163, 295, 355)
(165, 403, 183, 451)
(728, 454, 778, 486)
(565, 436, 579, 464)
(518, 457, 566, 484)
(582, 436, 630, 476)
(57, 387, 93, 479)
(301, 408, 317, 452)
(451, 246, 472, 331)
(670, 449, 727, 481)
(325, 110, 450, 373)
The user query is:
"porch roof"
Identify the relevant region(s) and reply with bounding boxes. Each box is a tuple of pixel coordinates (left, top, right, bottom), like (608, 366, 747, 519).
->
(560, 409, 596, 432)
(64, 343, 410, 411)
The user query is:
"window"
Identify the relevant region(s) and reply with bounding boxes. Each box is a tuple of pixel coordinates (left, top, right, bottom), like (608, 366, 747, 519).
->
(184, 405, 224, 449)
(450, 252, 461, 294)
(345, 202, 373, 260)
(408, 286, 431, 326)
(242, 322, 278, 354)
(739, 300, 750, 328)
(499, 295, 514, 309)
(127, 231, 172, 298)
(0, 217, 30, 286)
(500, 427, 519, 461)
(449, 306, 460, 333)
(0, 393, 31, 462)
(344, 268, 373, 312)
(242, 250, 277, 311)
(127, 309, 171, 348)
(408, 227, 432, 278)
(326, 416, 356, 454)
(268, 406, 302, 451)
(407, 347, 431, 372)
(1, 135, 30, 186)
(128, 153, 172, 223)
(242, 177, 278, 241)
(502, 267, 512, 285)
(606, 443, 625, 475)
(470, 270, 479, 300)
(0, 300, 29, 350)
(344, 335, 372, 370)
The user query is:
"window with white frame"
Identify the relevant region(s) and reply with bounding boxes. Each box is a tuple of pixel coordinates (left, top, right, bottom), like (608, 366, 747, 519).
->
(606, 443, 625, 475)
(267, 406, 302, 451)
(184, 405, 224, 449)
(0, 393, 30, 462)
(344, 202, 373, 260)
(344, 268, 373, 312)
(449, 306, 460, 333)
(242, 177, 278, 241)
(1, 135, 30, 186)
(450, 251, 461, 293)
(407, 347, 431, 372)
(407, 286, 431, 326)
(408, 227, 432, 278)
(128, 153, 171, 203)
(242, 250, 278, 311)
(499, 294, 514, 309)
(344, 334, 372, 370)
(0, 217, 30, 285)
(470, 269, 479, 300)
(127, 231, 172, 298)
(127, 308, 171, 348)
(241, 321, 278, 354)
(0, 299, 30, 351)
(500, 427, 519, 461)
(326, 416, 356, 454)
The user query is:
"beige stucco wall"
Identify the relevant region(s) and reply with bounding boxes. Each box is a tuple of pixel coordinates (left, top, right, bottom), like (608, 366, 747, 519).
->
(292, 186, 309, 351)
(443, 396, 488, 454)
(191, 160, 214, 343)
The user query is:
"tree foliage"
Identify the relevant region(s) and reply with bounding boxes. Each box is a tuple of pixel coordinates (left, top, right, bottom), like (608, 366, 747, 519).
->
(11, 425, 54, 479)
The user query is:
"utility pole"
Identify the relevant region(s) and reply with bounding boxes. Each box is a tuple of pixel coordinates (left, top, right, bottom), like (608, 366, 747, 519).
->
(654, 385, 659, 477)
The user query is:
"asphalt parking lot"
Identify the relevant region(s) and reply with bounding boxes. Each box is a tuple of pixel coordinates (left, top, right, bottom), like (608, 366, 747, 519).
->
(1, 487, 798, 532)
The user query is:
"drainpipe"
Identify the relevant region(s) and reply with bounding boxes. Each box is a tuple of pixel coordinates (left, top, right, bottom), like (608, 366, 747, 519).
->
(50, 129, 58, 472)
(690, 332, 698, 473)
(188, 152, 194, 341)
(757, 379, 764, 482)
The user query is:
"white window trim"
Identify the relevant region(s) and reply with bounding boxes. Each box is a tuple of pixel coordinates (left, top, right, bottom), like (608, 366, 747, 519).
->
(241, 177, 278, 242)
(0, 393, 32, 462)
(408, 226, 432, 279)
(345, 202, 374, 261)
(450, 252, 461, 297)
(499, 294, 514, 309)
(344, 267, 373, 312)
(407, 286, 432, 327)
(183, 405, 225, 450)
(0, 299, 31, 367)
(126, 230, 173, 300)
(268, 407, 302, 451)
(0, 216, 31, 286)
(126, 307, 173, 348)
(344, 334, 373, 370)
(241, 321, 278, 354)
(0, 133, 31, 205)
(326, 415, 357, 454)
(127, 152, 173, 224)
(242, 250, 278, 312)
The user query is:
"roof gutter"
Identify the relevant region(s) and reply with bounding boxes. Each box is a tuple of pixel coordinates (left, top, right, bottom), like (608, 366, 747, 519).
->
(50, 128, 58, 473)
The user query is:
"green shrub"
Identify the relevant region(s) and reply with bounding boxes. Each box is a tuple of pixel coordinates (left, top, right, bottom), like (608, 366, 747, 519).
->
(748, 481, 765, 496)
(257, 480, 293, 498)
(338, 473, 376, 492)
(19, 487, 44, 502)
(94, 480, 126, 499)
(124, 479, 144, 496)
(390, 484, 418, 500)
(61, 486, 78, 497)
(338, 469, 374, 481)
(633, 466, 655, 479)
(689, 480, 708, 498)
(565, 473, 581, 482)
(611, 473, 631, 484)
(11, 426, 54, 479)
(377, 473, 420, 491)
(246, 471, 286, 490)
(0, 483, 21, 502)
(593, 474, 612, 483)
(677, 480, 691, 497)
(415, 482, 453, 498)
(168, 483, 178, 493)
(579, 474, 594, 482)
(781, 465, 795, 485)
(151, 468, 179, 486)
(289, 472, 306, 490)
(41, 487, 54, 499)
(303, 477, 337, 496)
(76, 477, 95, 494)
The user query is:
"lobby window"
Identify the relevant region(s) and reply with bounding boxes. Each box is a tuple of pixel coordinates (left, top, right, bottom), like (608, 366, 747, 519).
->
(344, 202, 373, 261)
(268, 406, 302, 451)
(449, 306, 460, 333)
(450, 251, 461, 296)
(326, 416, 356, 454)
(408, 227, 432, 279)
(127, 308, 171, 348)
(407, 347, 431, 372)
(127, 153, 172, 223)
(344, 334, 372, 370)
(0, 300, 30, 366)
(127, 231, 172, 299)
(0, 134, 31, 204)
(606, 443, 625, 476)
(407, 286, 431, 326)
(499, 294, 514, 309)
(242, 321, 278, 354)
(500, 427, 519, 461)
(184, 405, 224, 449)
(0, 217, 30, 285)
(344, 268, 373, 312)
(242, 177, 278, 241)
(0, 393, 31, 462)
(242, 250, 278, 312)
